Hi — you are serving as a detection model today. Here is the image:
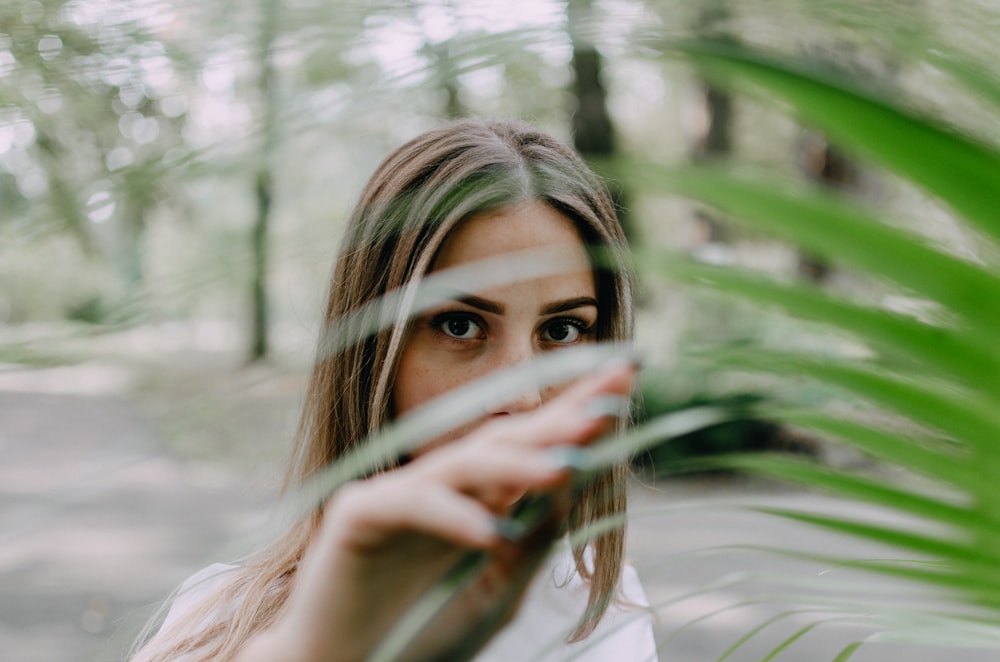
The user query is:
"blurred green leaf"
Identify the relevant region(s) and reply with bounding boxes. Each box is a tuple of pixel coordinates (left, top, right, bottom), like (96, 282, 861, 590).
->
(631, 34, 1000, 657)
(624, 164, 1000, 334)
(635, 250, 1000, 392)
(667, 40, 1000, 244)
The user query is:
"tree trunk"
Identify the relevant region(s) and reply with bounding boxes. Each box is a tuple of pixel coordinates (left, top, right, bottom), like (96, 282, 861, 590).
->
(248, 0, 279, 362)
(688, 1, 734, 244)
(567, 0, 633, 242)
(250, 171, 271, 360)
(796, 132, 858, 282)
(425, 40, 465, 119)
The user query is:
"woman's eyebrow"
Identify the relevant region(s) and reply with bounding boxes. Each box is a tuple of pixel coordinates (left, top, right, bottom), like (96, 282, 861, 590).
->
(454, 294, 504, 315)
(541, 297, 598, 315)
(444, 295, 598, 316)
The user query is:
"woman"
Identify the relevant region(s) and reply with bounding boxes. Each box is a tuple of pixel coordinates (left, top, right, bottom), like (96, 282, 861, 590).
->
(133, 119, 656, 661)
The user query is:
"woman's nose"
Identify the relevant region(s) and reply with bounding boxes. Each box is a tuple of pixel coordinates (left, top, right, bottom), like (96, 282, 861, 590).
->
(488, 337, 543, 415)
(494, 385, 543, 415)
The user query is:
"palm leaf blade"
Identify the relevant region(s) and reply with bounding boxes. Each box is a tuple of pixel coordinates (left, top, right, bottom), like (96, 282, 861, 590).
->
(668, 41, 1000, 243)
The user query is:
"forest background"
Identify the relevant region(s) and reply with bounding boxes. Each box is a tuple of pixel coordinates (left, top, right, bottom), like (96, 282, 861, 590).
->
(3, 0, 1000, 660)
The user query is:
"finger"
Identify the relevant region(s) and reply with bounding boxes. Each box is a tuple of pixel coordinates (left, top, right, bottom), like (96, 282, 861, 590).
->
(557, 358, 637, 406)
(409, 440, 574, 501)
(476, 360, 637, 451)
(336, 480, 500, 549)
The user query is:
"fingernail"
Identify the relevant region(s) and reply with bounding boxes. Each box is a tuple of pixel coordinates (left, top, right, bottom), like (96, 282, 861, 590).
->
(495, 516, 529, 542)
(624, 350, 647, 372)
(583, 394, 631, 420)
(546, 446, 591, 473)
(602, 348, 645, 371)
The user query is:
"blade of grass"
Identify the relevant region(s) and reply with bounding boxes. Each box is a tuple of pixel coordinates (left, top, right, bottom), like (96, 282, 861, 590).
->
(718, 454, 1000, 540)
(926, 49, 1000, 115)
(699, 349, 1000, 457)
(621, 162, 1000, 334)
(752, 507, 1000, 594)
(281, 344, 630, 518)
(581, 405, 735, 473)
(667, 40, 1000, 244)
(716, 611, 807, 661)
(760, 622, 820, 661)
(833, 641, 864, 661)
(772, 412, 972, 489)
(637, 251, 1000, 392)
(368, 552, 487, 662)
(772, 411, 1000, 516)
(791, 414, 1000, 519)
(317, 246, 599, 360)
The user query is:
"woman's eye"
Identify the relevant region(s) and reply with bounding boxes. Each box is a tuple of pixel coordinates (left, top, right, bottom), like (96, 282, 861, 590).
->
(541, 319, 586, 344)
(438, 315, 483, 340)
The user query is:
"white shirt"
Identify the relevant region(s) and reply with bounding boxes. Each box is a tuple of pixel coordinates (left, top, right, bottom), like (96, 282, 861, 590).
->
(474, 539, 658, 661)
(160, 541, 658, 661)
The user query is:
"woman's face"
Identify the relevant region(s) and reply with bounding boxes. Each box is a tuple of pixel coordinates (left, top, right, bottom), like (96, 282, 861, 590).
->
(393, 201, 597, 434)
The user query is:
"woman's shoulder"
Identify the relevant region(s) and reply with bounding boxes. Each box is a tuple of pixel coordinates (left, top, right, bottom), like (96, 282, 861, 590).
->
(159, 563, 240, 632)
(132, 564, 241, 661)
(180, 563, 239, 588)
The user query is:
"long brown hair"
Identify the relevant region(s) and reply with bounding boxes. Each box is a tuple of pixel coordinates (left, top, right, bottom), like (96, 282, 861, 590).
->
(133, 119, 635, 661)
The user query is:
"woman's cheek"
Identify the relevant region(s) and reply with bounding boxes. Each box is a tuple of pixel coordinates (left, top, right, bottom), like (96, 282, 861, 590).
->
(394, 342, 480, 417)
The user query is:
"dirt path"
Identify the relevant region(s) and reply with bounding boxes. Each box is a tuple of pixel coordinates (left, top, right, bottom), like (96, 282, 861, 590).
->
(0, 372, 272, 662)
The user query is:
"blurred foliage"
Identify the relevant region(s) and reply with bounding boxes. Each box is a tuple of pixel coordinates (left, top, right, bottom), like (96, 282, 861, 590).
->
(0, 0, 590, 335)
(633, 389, 818, 476)
(5, 0, 995, 343)
(621, 31, 1000, 657)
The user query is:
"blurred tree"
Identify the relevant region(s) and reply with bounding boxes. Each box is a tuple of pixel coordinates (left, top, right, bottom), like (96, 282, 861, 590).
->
(795, 131, 859, 282)
(0, 0, 194, 313)
(566, 0, 634, 241)
(687, 0, 734, 245)
(424, 39, 465, 119)
(249, 0, 280, 361)
(790, 2, 915, 283)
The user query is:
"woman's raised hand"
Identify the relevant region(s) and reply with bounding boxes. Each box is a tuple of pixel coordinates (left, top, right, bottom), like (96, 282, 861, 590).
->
(235, 360, 635, 662)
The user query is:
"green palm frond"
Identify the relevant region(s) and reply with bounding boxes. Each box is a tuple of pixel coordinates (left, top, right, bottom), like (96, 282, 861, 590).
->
(624, 38, 1000, 658)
